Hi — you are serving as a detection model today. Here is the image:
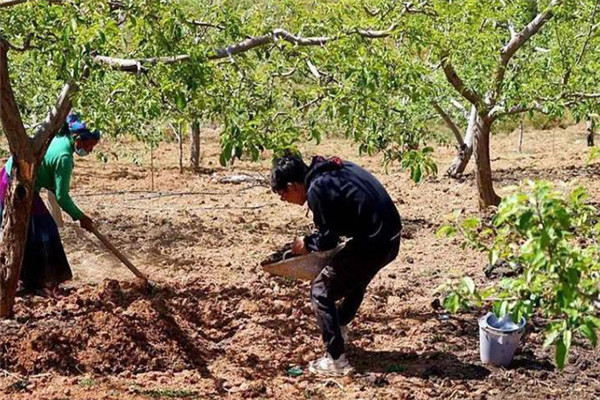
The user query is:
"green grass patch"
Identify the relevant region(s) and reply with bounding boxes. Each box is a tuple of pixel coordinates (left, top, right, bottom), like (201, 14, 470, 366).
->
(133, 387, 200, 399)
(78, 378, 97, 388)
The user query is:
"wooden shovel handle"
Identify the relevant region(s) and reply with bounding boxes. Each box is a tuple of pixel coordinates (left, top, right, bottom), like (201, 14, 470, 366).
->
(90, 226, 148, 282)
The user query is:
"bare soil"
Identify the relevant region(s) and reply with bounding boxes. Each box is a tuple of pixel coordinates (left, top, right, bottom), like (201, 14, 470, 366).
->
(1, 124, 600, 399)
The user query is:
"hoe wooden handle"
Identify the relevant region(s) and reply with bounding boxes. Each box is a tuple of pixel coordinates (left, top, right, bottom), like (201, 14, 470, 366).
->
(90, 226, 148, 282)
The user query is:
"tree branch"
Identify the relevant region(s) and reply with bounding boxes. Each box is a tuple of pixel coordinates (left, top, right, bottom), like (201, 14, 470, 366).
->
(0, 40, 30, 156)
(353, 24, 397, 38)
(508, 22, 517, 39)
(450, 98, 470, 119)
(530, 92, 600, 109)
(273, 68, 296, 77)
(492, 102, 546, 119)
(0, 0, 61, 7)
(3, 33, 36, 52)
(441, 56, 483, 106)
(210, 29, 331, 60)
(564, 93, 600, 106)
(0, 0, 120, 7)
(431, 101, 464, 146)
(563, 0, 600, 86)
(186, 20, 225, 30)
(363, 5, 380, 16)
(94, 26, 399, 72)
(491, 0, 561, 105)
(299, 94, 325, 111)
(576, 0, 599, 65)
(92, 54, 191, 72)
(32, 80, 78, 155)
(567, 92, 600, 99)
(108, 0, 125, 10)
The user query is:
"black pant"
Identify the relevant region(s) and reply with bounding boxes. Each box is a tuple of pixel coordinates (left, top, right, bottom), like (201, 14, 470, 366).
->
(310, 237, 400, 359)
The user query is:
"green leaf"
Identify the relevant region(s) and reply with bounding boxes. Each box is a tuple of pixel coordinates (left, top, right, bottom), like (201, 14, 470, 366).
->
(498, 301, 508, 317)
(436, 225, 457, 237)
(580, 322, 597, 347)
(461, 277, 475, 295)
(555, 330, 572, 369)
(411, 165, 422, 183)
(540, 229, 551, 248)
(587, 147, 600, 165)
(563, 329, 572, 351)
(176, 92, 187, 110)
(543, 328, 561, 349)
(489, 249, 500, 267)
(443, 293, 460, 313)
(556, 340, 567, 369)
(586, 316, 600, 329)
(518, 211, 534, 230)
(461, 218, 479, 230)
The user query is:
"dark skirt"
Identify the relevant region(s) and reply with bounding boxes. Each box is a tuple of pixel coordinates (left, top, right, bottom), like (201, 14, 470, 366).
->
(0, 168, 72, 289)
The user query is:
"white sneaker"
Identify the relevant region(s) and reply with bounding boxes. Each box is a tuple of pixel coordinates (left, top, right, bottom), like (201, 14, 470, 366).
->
(308, 353, 354, 376)
(341, 325, 349, 343)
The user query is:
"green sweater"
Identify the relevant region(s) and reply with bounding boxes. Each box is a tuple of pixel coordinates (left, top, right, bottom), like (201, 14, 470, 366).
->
(5, 135, 84, 220)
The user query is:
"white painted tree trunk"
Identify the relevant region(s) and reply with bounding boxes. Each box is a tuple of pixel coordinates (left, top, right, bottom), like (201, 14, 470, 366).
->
(518, 116, 524, 153)
(447, 105, 477, 178)
(177, 123, 183, 174)
(587, 117, 595, 147)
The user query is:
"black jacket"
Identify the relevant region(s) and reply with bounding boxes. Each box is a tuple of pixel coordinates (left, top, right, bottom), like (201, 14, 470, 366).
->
(304, 156, 402, 251)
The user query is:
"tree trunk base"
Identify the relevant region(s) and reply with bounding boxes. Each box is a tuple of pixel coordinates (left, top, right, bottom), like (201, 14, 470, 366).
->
(587, 117, 595, 147)
(446, 144, 473, 178)
(478, 193, 502, 210)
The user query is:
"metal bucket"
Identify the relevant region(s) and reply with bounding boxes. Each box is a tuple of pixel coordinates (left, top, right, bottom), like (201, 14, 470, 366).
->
(478, 312, 526, 367)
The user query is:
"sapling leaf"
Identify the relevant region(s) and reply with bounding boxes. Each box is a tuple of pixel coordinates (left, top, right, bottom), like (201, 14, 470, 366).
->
(543, 328, 561, 349)
(556, 340, 567, 369)
(443, 293, 460, 313)
(580, 322, 598, 347)
(461, 277, 475, 295)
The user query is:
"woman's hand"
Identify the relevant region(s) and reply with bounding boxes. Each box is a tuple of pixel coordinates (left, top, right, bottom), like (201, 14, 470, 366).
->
(79, 215, 94, 232)
(291, 236, 309, 255)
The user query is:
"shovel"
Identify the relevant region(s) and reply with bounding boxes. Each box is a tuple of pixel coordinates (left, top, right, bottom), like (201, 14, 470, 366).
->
(90, 226, 156, 291)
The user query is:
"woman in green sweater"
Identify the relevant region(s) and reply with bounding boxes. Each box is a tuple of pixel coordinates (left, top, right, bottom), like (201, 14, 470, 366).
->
(0, 114, 100, 297)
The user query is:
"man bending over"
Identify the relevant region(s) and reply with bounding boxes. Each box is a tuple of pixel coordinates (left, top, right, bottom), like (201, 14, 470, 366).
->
(270, 152, 402, 376)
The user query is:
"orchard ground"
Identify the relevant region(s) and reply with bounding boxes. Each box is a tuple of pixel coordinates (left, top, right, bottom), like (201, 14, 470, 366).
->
(1, 124, 600, 400)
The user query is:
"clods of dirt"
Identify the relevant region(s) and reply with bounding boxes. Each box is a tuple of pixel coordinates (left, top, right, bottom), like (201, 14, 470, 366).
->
(1, 280, 232, 375)
(260, 243, 295, 266)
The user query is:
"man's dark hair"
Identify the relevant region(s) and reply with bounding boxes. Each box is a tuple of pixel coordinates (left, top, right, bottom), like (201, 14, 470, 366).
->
(270, 152, 309, 192)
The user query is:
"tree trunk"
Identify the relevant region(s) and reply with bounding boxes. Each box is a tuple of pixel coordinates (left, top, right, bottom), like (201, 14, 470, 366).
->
(0, 156, 37, 317)
(0, 40, 73, 318)
(177, 123, 183, 174)
(518, 116, 524, 153)
(473, 116, 501, 209)
(587, 116, 595, 147)
(190, 120, 201, 172)
(447, 105, 476, 177)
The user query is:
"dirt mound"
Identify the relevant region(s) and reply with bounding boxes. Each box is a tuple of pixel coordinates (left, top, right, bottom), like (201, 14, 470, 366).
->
(0, 275, 319, 382)
(0, 280, 246, 375)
